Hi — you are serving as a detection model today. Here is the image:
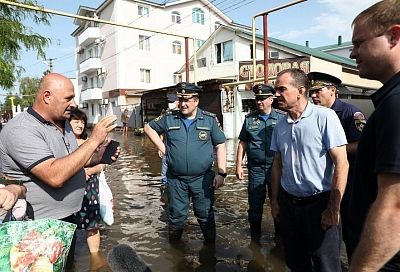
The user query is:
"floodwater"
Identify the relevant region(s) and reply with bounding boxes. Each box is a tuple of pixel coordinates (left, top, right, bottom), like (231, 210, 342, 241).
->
(73, 132, 288, 272)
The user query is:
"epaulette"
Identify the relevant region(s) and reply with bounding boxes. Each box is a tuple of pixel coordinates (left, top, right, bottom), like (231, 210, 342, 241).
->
(274, 108, 287, 115)
(201, 110, 216, 118)
(165, 109, 179, 116)
(245, 111, 258, 118)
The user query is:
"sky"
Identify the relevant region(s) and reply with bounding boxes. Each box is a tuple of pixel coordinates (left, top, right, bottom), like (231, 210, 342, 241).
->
(7, 0, 381, 95)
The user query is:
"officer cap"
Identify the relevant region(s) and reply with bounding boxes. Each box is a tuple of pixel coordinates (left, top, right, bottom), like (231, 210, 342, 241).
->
(308, 72, 342, 91)
(252, 84, 275, 99)
(176, 82, 203, 98)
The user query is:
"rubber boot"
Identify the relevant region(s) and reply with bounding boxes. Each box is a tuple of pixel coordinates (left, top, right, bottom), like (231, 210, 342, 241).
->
(250, 222, 261, 243)
(168, 229, 183, 244)
(200, 225, 216, 244)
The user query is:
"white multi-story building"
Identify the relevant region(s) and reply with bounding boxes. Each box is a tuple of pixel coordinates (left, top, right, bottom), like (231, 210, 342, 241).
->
(71, 0, 250, 125)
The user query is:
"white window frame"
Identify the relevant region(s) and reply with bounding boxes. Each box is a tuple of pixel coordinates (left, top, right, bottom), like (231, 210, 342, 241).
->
(173, 73, 182, 84)
(138, 5, 149, 17)
(139, 35, 150, 51)
(140, 69, 151, 83)
(215, 40, 233, 63)
(172, 41, 182, 54)
(171, 11, 181, 24)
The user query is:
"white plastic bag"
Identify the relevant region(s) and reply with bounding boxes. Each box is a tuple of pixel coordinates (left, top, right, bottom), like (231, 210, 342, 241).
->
(99, 171, 114, 225)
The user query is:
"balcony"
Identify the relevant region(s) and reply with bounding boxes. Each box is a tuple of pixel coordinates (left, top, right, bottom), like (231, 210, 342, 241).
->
(80, 57, 102, 74)
(80, 87, 103, 101)
(78, 26, 101, 47)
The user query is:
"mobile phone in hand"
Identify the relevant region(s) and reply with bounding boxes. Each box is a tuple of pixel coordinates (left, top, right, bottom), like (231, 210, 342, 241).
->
(100, 140, 120, 164)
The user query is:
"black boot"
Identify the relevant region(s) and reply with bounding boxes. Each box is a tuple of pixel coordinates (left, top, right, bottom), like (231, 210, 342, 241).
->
(250, 222, 261, 243)
(200, 225, 216, 244)
(169, 229, 183, 243)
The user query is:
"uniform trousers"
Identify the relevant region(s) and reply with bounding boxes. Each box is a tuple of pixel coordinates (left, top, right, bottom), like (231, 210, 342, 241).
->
(167, 170, 215, 230)
(247, 163, 272, 224)
(279, 188, 341, 272)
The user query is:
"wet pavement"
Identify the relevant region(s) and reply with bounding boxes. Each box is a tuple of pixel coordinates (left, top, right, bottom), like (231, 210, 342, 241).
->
(73, 132, 288, 271)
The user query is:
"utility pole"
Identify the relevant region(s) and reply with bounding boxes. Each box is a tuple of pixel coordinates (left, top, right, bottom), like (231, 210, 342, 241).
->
(43, 58, 56, 75)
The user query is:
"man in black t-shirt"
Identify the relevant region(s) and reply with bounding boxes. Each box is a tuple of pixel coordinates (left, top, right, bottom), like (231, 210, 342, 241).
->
(348, 0, 400, 271)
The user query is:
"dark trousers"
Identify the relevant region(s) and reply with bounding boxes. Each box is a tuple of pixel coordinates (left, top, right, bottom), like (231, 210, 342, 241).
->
(60, 214, 78, 271)
(279, 189, 341, 272)
(247, 164, 272, 224)
(167, 171, 215, 230)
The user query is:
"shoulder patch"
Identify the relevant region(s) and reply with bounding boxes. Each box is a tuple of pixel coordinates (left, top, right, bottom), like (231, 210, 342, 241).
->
(201, 110, 216, 118)
(354, 111, 366, 132)
(246, 111, 258, 118)
(274, 108, 287, 115)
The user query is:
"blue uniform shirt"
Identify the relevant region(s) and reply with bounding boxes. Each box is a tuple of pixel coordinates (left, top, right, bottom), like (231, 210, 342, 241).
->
(239, 109, 285, 166)
(331, 99, 366, 144)
(149, 108, 226, 177)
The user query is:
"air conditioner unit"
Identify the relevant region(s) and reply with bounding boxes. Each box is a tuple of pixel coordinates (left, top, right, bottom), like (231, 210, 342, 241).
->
(76, 46, 84, 54)
(101, 98, 109, 105)
(97, 67, 107, 76)
(95, 36, 106, 45)
(82, 76, 87, 82)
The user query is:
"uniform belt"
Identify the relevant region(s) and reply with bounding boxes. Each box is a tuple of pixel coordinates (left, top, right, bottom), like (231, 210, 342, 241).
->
(281, 188, 330, 205)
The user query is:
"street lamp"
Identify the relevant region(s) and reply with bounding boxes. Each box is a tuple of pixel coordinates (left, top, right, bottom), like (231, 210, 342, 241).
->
(252, 0, 307, 84)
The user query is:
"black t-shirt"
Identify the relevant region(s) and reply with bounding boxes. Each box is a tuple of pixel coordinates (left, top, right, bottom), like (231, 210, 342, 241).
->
(350, 72, 400, 242)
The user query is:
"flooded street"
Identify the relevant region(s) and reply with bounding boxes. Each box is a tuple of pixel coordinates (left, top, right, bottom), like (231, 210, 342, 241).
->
(75, 132, 287, 271)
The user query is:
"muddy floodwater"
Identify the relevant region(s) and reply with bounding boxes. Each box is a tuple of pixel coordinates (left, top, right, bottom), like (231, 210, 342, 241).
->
(73, 132, 289, 271)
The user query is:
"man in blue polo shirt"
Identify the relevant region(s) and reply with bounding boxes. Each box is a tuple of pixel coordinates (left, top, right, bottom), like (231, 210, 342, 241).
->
(270, 68, 349, 271)
(308, 71, 366, 260)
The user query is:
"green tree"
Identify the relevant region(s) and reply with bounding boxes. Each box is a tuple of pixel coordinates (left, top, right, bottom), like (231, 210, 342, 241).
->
(0, 0, 51, 89)
(19, 76, 39, 108)
(3, 93, 22, 112)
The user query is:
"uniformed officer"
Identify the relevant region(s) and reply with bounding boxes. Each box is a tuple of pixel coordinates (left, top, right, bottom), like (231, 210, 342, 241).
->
(236, 84, 285, 243)
(308, 71, 366, 260)
(144, 82, 227, 244)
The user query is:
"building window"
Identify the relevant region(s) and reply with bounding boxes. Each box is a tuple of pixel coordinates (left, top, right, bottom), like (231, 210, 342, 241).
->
(196, 39, 205, 49)
(192, 8, 204, 25)
(140, 69, 151, 83)
(171, 11, 181, 24)
(139, 35, 150, 50)
(98, 104, 103, 116)
(173, 73, 182, 84)
(215, 40, 233, 63)
(91, 103, 95, 116)
(138, 5, 149, 17)
(172, 41, 182, 54)
(214, 21, 221, 31)
(197, 57, 207, 68)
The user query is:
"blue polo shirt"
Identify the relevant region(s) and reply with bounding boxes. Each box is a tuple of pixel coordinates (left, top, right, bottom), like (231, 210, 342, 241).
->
(270, 102, 347, 197)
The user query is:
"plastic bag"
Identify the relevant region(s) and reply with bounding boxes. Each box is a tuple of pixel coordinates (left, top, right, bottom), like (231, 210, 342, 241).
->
(0, 219, 76, 272)
(99, 171, 114, 225)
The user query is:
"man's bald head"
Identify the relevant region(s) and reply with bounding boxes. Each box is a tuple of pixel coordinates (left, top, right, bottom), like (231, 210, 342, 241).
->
(33, 73, 77, 124)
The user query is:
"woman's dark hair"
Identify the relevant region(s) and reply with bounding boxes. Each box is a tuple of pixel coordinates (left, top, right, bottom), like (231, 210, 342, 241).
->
(69, 108, 88, 140)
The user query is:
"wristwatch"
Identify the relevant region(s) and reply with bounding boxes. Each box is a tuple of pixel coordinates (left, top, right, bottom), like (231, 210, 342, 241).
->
(218, 172, 227, 178)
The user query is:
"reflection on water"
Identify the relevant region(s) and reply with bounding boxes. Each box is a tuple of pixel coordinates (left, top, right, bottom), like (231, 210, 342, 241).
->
(74, 133, 287, 272)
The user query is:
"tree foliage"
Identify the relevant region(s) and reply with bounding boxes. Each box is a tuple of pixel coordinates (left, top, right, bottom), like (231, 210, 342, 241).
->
(0, 0, 51, 89)
(19, 76, 39, 108)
